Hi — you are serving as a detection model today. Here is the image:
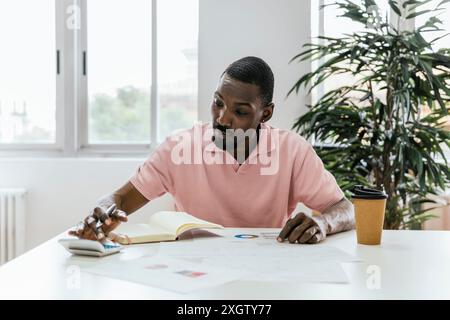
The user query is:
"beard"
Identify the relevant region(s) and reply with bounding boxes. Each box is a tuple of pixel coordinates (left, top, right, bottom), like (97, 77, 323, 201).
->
(212, 126, 259, 162)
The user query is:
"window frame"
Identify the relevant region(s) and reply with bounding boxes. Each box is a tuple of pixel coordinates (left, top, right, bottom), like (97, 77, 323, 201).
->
(0, 0, 64, 154)
(0, 0, 196, 158)
(0, 1, 441, 157)
(76, 0, 157, 156)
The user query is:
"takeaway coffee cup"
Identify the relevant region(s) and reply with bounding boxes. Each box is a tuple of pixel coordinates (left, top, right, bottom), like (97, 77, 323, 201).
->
(351, 185, 388, 245)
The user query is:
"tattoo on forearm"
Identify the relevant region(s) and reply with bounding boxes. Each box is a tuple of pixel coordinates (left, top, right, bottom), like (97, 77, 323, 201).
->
(321, 198, 355, 234)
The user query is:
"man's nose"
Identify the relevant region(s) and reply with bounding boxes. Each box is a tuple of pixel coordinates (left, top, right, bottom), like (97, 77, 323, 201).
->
(217, 109, 232, 127)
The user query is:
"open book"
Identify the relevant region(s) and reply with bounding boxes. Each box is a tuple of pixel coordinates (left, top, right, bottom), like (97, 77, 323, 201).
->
(113, 211, 223, 244)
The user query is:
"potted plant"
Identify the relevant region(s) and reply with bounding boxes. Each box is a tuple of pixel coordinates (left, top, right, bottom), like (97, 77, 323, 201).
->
(289, 0, 450, 229)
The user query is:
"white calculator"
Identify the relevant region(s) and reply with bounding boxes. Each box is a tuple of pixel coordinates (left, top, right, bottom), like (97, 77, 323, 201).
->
(58, 238, 123, 257)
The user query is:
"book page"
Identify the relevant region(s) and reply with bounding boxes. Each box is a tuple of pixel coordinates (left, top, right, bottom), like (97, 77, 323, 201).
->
(148, 211, 223, 237)
(115, 223, 174, 243)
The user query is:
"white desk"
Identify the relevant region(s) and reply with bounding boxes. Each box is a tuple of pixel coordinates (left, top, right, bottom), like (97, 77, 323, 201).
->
(1, 228, 450, 299)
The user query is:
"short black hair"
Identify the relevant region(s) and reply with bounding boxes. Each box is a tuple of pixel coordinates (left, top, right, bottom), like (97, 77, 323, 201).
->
(222, 56, 274, 106)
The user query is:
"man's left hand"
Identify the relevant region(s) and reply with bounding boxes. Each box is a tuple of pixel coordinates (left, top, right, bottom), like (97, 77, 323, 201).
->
(277, 212, 328, 244)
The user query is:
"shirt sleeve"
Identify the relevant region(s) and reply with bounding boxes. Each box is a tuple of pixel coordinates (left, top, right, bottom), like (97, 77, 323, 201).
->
(291, 142, 344, 213)
(129, 138, 174, 201)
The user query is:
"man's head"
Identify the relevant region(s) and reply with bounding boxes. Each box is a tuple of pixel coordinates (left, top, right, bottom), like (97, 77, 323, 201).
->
(211, 56, 274, 134)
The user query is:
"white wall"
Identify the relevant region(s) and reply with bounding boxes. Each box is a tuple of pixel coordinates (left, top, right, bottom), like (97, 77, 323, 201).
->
(198, 0, 310, 128)
(0, 159, 174, 249)
(0, 0, 311, 251)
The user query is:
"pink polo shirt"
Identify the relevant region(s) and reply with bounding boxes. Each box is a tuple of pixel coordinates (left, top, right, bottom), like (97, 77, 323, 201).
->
(130, 122, 344, 228)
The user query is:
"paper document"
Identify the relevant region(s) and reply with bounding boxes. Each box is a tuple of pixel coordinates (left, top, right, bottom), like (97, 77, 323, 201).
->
(159, 241, 359, 262)
(157, 240, 359, 284)
(202, 256, 349, 283)
(84, 256, 247, 293)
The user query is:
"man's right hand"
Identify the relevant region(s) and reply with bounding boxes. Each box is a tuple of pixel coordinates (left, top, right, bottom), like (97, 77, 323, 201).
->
(68, 204, 128, 241)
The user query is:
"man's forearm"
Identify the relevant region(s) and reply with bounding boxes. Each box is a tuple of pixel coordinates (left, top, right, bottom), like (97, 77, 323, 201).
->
(318, 197, 355, 235)
(96, 181, 149, 216)
(96, 193, 125, 214)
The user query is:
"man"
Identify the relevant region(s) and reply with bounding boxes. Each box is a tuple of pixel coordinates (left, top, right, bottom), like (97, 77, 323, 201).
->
(70, 56, 355, 244)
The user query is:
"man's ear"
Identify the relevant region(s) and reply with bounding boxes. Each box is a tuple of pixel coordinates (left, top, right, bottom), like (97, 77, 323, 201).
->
(261, 103, 274, 123)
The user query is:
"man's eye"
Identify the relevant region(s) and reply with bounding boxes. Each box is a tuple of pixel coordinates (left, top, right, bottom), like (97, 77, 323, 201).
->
(235, 110, 248, 116)
(214, 99, 224, 107)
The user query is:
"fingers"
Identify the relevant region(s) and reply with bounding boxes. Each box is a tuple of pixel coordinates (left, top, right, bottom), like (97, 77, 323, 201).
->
(68, 221, 97, 240)
(111, 209, 128, 222)
(98, 208, 127, 237)
(288, 219, 315, 244)
(85, 216, 105, 240)
(68, 221, 85, 237)
(89, 204, 124, 239)
(93, 208, 111, 225)
(106, 203, 116, 215)
(92, 203, 120, 224)
(307, 231, 325, 244)
(307, 234, 319, 244)
(70, 203, 127, 242)
(101, 203, 128, 222)
(298, 226, 319, 244)
(107, 232, 130, 245)
(277, 213, 305, 242)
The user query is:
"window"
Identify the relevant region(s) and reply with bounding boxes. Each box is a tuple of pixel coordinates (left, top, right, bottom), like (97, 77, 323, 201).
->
(86, 0, 151, 144)
(312, 0, 449, 109)
(323, 0, 389, 38)
(80, 0, 198, 151)
(0, 0, 57, 144)
(157, 0, 198, 139)
(416, 1, 450, 50)
(311, 0, 449, 159)
(311, 0, 390, 99)
(309, 0, 392, 147)
(0, 0, 198, 155)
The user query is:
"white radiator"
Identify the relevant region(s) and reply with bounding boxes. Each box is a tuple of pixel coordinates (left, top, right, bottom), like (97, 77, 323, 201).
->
(0, 189, 26, 265)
